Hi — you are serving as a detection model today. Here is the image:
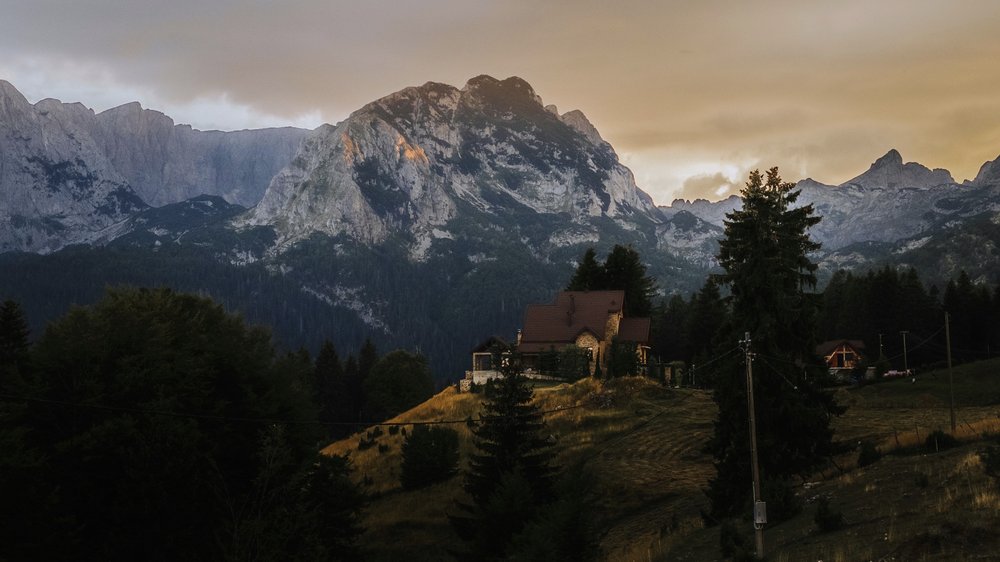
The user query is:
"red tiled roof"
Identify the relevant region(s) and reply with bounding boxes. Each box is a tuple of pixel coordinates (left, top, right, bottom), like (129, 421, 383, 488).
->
(519, 291, 635, 349)
(618, 317, 651, 344)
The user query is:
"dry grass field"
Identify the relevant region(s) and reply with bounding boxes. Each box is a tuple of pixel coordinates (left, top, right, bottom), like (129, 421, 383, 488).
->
(322, 358, 1000, 561)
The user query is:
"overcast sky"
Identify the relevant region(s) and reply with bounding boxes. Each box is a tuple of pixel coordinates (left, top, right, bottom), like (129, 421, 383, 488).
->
(3, 0, 1000, 204)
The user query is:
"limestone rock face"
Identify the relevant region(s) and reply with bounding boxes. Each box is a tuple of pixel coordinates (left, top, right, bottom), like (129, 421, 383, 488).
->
(244, 75, 659, 253)
(843, 149, 955, 190)
(0, 79, 307, 253)
(664, 149, 1000, 257)
(0, 81, 146, 253)
(971, 154, 1000, 187)
(93, 102, 307, 207)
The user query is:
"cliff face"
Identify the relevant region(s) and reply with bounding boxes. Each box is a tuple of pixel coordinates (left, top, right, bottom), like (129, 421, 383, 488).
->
(243, 75, 659, 254)
(0, 81, 146, 253)
(93, 102, 307, 207)
(0, 79, 307, 253)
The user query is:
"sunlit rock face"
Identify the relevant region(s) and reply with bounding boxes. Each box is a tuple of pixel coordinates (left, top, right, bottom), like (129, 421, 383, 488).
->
(243, 75, 660, 254)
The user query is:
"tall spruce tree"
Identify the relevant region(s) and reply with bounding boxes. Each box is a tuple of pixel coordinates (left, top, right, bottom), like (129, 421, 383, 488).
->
(566, 247, 604, 291)
(452, 353, 556, 559)
(705, 168, 844, 522)
(0, 300, 30, 371)
(566, 245, 656, 317)
(314, 340, 352, 438)
(603, 244, 657, 317)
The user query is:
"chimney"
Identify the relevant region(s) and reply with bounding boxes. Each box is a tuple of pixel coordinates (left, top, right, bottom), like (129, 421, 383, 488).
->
(516, 329, 522, 346)
(566, 294, 576, 326)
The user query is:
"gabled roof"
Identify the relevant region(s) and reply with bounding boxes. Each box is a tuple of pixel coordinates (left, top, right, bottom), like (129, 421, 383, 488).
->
(519, 290, 625, 348)
(618, 317, 651, 345)
(815, 339, 866, 357)
(471, 335, 510, 354)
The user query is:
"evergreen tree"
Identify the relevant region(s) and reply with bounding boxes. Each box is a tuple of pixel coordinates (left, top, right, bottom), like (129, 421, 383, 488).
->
(651, 294, 690, 363)
(566, 245, 657, 317)
(358, 337, 379, 381)
(0, 300, 30, 371)
(452, 353, 556, 559)
(315, 340, 353, 438)
(566, 247, 603, 291)
(706, 168, 844, 522)
(602, 244, 657, 317)
(0, 287, 364, 560)
(364, 350, 435, 422)
(685, 277, 728, 367)
(400, 425, 460, 490)
(343, 354, 361, 422)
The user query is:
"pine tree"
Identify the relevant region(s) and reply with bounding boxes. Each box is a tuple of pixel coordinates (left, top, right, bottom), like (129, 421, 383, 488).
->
(706, 168, 844, 522)
(342, 354, 362, 422)
(566, 247, 604, 291)
(602, 245, 657, 317)
(314, 340, 350, 438)
(452, 353, 556, 559)
(0, 300, 30, 371)
(566, 245, 657, 317)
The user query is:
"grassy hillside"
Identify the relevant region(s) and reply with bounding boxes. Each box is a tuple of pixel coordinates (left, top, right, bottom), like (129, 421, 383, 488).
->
(323, 359, 1000, 561)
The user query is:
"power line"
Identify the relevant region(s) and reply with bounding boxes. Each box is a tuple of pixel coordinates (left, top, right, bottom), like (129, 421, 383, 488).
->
(0, 345, 740, 432)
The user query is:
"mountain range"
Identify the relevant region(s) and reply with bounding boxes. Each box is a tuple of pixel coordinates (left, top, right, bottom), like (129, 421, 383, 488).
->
(1, 76, 998, 377)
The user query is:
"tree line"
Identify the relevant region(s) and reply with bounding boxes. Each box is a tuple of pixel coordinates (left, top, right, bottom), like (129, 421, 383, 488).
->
(0, 288, 440, 561)
(651, 265, 1000, 381)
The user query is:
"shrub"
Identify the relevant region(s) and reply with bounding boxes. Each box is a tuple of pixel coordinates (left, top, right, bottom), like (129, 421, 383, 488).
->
(857, 441, 882, 468)
(400, 425, 460, 490)
(762, 477, 801, 522)
(925, 430, 958, 452)
(979, 445, 1000, 482)
(719, 519, 757, 561)
(813, 496, 844, 532)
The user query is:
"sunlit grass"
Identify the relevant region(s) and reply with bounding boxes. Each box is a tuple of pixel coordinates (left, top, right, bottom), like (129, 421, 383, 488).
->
(323, 358, 1000, 561)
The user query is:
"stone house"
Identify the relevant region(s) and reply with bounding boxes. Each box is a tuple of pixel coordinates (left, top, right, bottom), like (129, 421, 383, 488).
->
(516, 290, 650, 375)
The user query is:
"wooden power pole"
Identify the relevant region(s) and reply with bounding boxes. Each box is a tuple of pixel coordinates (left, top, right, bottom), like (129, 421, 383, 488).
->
(741, 332, 765, 557)
(946, 312, 956, 433)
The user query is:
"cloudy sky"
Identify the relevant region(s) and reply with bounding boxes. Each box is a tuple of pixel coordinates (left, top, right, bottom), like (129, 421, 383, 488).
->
(3, 0, 1000, 204)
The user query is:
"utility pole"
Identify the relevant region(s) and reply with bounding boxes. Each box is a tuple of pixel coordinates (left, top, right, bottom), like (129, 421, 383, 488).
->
(878, 333, 884, 358)
(946, 312, 956, 433)
(741, 332, 765, 558)
(900, 331, 910, 373)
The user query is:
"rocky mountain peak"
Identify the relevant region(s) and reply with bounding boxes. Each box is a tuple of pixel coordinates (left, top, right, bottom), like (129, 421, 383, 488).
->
(460, 75, 545, 109)
(971, 154, 1000, 187)
(246, 75, 658, 255)
(559, 109, 605, 146)
(844, 149, 954, 190)
(0, 79, 32, 121)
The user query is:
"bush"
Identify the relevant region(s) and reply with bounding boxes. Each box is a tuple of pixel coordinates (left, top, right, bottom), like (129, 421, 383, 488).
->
(813, 496, 844, 532)
(925, 430, 959, 452)
(762, 478, 801, 522)
(857, 441, 882, 468)
(400, 425, 460, 490)
(719, 519, 757, 561)
(979, 445, 1000, 482)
